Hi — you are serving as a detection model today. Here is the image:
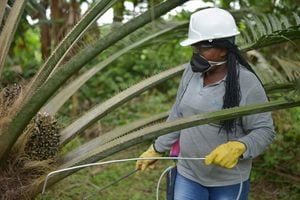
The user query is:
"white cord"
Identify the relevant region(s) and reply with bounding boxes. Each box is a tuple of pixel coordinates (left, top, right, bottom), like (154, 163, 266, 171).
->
(42, 157, 204, 193)
(156, 166, 174, 200)
(42, 157, 243, 200)
(235, 166, 243, 200)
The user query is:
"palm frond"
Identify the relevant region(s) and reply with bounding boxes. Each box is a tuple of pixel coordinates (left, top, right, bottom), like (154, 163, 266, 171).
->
(0, 0, 26, 77)
(273, 56, 300, 82)
(0, 0, 8, 26)
(246, 50, 300, 100)
(296, 78, 300, 94)
(293, 12, 300, 24)
(39, 96, 300, 192)
(238, 12, 300, 51)
(60, 111, 168, 163)
(264, 82, 296, 98)
(41, 21, 187, 115)
(59, 65, 185, 146)
(93, 19, 187, 60)
(61, 78, 298, 164)
(23, 0, 119, 102)
(247, 50, 286, 84)
(58, 35, 299, 148)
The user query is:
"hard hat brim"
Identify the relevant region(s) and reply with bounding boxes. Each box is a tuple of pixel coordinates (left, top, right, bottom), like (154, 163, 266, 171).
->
(180, 31, 240, 47)
(179, 38, 200, 47)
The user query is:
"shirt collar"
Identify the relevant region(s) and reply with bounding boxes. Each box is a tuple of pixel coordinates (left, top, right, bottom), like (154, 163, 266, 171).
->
(198, 73, 227, 87)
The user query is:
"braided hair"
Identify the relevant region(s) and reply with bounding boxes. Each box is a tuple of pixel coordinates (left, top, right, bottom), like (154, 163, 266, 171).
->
(201, 38, 263, 135)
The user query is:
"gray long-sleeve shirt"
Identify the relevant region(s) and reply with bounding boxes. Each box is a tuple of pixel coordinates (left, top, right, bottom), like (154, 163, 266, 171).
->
(154, 63, 275, 186)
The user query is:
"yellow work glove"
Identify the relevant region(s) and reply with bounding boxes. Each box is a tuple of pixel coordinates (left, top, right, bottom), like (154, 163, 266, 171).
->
(205, 141, 246, 169)
(135, 144, 163, 171)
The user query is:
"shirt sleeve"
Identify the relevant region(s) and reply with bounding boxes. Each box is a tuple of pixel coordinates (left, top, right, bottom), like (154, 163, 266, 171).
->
(238, 82, 276, 159)
(154, 64, 191, 153)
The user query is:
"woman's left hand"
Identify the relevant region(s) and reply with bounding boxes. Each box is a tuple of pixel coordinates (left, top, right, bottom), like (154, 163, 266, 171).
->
(205, 141, 246, 169)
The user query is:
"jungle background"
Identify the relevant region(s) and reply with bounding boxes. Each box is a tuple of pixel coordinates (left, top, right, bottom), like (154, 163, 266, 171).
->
(0, 0, 299, 199)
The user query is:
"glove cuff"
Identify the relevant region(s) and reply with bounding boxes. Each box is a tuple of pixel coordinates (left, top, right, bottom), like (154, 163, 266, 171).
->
(152, 144, 164, 154)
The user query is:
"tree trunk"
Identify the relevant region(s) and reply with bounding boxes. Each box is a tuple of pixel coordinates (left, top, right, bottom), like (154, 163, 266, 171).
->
(51, 0, 67, 46)
(39, 0, 51, 60)
(112, 0, 125, 30)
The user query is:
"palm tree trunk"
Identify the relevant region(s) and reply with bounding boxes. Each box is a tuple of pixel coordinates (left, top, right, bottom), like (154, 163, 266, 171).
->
(39, 0, 51, 60)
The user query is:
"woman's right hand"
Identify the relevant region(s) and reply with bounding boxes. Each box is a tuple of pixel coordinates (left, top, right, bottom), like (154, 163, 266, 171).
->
(135, 144, 163, 171)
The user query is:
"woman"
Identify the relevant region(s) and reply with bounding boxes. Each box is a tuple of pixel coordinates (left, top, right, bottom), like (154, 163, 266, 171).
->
(136, 8, 275, 200)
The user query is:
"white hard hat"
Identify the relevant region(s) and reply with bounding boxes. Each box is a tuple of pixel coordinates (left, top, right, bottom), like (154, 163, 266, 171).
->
(180, 8, 240, 46)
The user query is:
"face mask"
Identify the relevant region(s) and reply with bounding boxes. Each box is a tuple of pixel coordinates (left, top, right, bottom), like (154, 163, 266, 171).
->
(190, 53, 227, 73)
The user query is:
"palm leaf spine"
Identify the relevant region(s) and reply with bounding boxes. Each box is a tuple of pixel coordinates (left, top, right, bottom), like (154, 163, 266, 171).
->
(60, 111, 169, 163)
(42, 22, 187, 115)
(0, 0, 26, 77)
(59, 65, 185, 145)
(0, 0, 8, 26)
(239, 12, 300, 51)
(23, 0, 119, 102)
(64, 98, 300, 169)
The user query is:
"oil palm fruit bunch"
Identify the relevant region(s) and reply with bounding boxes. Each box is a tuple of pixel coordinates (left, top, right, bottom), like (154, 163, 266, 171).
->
(24, 112, 60, 161)
(0, 83, 22, 117)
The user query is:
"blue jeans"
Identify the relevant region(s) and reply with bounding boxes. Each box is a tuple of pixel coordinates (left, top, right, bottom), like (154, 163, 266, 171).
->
(174, 172, 249, 200)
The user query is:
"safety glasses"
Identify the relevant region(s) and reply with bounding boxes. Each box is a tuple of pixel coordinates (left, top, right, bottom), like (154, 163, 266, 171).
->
(192, 44, 214, 55)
